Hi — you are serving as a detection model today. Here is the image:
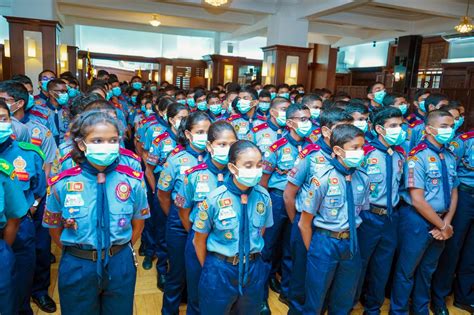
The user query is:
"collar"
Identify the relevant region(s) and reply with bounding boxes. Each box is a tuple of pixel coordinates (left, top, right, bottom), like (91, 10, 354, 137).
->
(186, 145, 206, 160)
(329, 157, 356, 177)
(316, 137, 332, 156)
(205, 157, 228, 177)
(39, 91, 48, 101)
(267, 118, 281, 132)
(285, 133, 305, 148)
(79, 159, 119, 176)
(423, 139, 445, 154)
(19, 113, 30, 124)
(155, 114, 168, 127)
(46, 99, 59, 111)
(225, 176, 252, 196)
(166, 127, 178, 142)
(370, 137, 390, 153)
(0, 137, 13, 154)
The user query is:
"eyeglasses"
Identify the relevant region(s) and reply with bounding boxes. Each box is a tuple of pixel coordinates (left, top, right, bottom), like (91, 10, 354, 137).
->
(288, 116, 310, 122)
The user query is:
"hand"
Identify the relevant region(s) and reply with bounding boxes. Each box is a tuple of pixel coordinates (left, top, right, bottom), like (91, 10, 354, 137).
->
(441, 225, 454, 239)
(430, 228, 444, 240)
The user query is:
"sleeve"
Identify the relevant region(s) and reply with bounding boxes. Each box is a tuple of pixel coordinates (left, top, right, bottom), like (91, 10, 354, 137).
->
(3, 175, 29, 219)
(47, 114, 59, 137)
(303, 175, 328, 216)
(362, 176, 370, 211)
(287, 156, 308, 187)
(32, 153, 47, 198)
(405, 155, 425, 190)
(132, 180, 150, 219)
(192, 198, 213, 234)
(262, 149, 276, 174)
(143, 128, 154, 151)
(43, 185, 63, 228)
(41, 129, 58, 164)
(146, 142, 160, 166)
(157, 159, 176, 192)
(449, 137, 464, 165)
(264, 192, 273, 228)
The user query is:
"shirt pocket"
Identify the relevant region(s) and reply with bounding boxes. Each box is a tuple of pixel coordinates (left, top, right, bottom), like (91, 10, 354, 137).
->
(448, 169, 457, 190)
(110, 204, 134, 232)
(251, 213, 266, 239)
(214, 217, 239, 243)
(321, 196, 344, 222)
(426, 171, 442, 192)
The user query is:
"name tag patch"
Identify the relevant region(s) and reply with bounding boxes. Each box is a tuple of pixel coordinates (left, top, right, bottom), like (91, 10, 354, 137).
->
(64, 194, 85, 207)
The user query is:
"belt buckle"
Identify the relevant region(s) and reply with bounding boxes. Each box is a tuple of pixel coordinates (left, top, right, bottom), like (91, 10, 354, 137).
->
(337, 231, 349, 239)
(92, 250, 98, 262)
(232, 255, 239, 265)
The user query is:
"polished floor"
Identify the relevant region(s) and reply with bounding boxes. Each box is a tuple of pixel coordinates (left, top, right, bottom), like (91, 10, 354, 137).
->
(31, 241, 470, 314)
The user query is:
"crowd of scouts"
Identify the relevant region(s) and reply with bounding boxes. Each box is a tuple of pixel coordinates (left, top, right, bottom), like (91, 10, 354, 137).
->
(0, 68, 472, 315)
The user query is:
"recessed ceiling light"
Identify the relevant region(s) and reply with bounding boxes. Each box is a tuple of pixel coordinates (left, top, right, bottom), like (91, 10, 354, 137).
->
(149, 14, 161, 27)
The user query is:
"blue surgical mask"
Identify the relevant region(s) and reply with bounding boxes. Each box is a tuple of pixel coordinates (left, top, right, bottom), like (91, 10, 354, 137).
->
(173, 119, 182, 131)
(131, 96, 137, 104)
(0, 122, 13, 143)
(68, 86, 79, 98)
(141, 105, 146, 112)
(342, 149, 365, 168)
(353, 120, 368, 133)
(373, 89, 386, 104)
(150, 86, 157, 92)
(197, 101, 208, 111)
(235, 167, 263, 187)
(259, 102, 270, 112)
(279, 92, 289, 99)
(432, 127, 454, 145)
(106, 90, 112, 101)
(41, 80, 50, 91)
(270, 92, 277, 100)
(163, 114, 168, 122)
(310, 108, 320, 120)
(454, 116, 464, 131)
(276, 111, 287, 127)
(84, 142, 119, 166)
(398, 104, 408, 116)
(191, 133, 207, 150)
(209, 104, 222, 115)
(295, 120, 312, 138)
(56, 92, 69, 106)
(237, 99, 252, 114)
(381, 126, 406, 146)
(26, 94, 35, 110)
(177, 99, 186, 105)
(132, 82, 142, 90)
(112, 86, 122, 97)
(211, 146, 230, 165)
(419, 100, 427, 113)
(145, 109, 154, 117)
(187, 98, 196, 108)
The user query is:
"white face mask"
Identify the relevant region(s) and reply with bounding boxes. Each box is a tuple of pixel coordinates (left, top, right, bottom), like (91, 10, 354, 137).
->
(353, 120, 368, 132)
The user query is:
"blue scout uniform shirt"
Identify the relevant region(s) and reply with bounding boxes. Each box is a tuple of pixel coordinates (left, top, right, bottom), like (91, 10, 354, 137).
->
(407, 120, 425, 150)
(302, 164, 369, 232)
(0, 159, 29, 228)
(176, 158, 229, 223)
(11, 117, 30, 143)
(43, 164, 150, 247)
(32, 93, 59, 137)
(308, 126, 322, 144)
(208, 111, 228, 123)
(192, 180, 273, 257)
(157, 146, 206, 199)
(20, 114, 57, 164)
(0, 140, 46, 207)
(363, 140, 405, 208)
(449, 131, 474, 187)
(252, 119, 286, 153)
(146, 130, 178, 173)
(46, 100, 70, 145)
(143, 116, 168, 151)
(401, 141, 459, 213)
(263, 135, 311, 191)
(228, 113, 266, 141)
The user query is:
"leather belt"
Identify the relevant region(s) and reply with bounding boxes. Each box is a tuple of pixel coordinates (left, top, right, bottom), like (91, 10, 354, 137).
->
(64, 243, 128, 262)
(210, 252, 260, 266)
(459, 183, 474, 194)
(315, 227, 350, 240)
(370, 205, 388, 216)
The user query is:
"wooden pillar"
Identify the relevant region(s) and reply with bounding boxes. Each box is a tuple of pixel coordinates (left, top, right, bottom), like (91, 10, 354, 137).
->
(261, 45, 311, 86)
(0, 44, 12, 81)
(67, 45, 78, 76)
(392, 35, 423, 94)
(307, 44, 337, 91)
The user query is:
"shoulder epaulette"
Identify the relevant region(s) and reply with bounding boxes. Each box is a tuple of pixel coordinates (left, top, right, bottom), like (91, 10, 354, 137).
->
(298, 144, 321, 159)
(227, 114, 242, 122)
(29, 109, 48, 120)
(170, 145, 185, 156)
(18, 142, 45, 160)
(460, 131, 474, 141)
(185, 162, 207, 175)
(409, 143, 428, 156)
(252, 123, 269, 133)
(363, 144, 376, 156)
(0, 159, 14, 177)
(312, 128, 321, 135)
(116, 164, 143, 180)
(152, 132, 169, 145)
(59, 151, 72, 164)
(256, 115, 267, 121)
(406, 113, 416, 122)
(48, 166, 82, 186)
(145, 115, 156, 123)
(394, 146, 406, 156)
(409, 120, 424, 128)
(269, 138, 288, 152)
(119, 147, 141, 161)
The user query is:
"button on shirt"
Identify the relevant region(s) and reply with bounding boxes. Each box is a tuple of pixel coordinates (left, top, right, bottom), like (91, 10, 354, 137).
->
(449, 131, 474, 187)
(192, 184, 273, 257)
(0, 160, 29, 228)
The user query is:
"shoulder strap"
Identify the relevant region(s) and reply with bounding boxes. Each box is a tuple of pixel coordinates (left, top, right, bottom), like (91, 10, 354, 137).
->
(170, 144, 185, 157)
(227, 114, 242, 122)
(119, 147, 141, 162)
(363, 144, 376, 156)
(460, 131, 474, 141)
(394, 145, 406, 157)
(18, 142, 45, 160)
(48, 166, 82, 186)
(269, 138, 288, 153)
(252, 123, 269, 133)
(298, 144, 321, 159)
(409, 142, 428, 157)
(152, 132, 170, 145)
(0, 159, 14, 177)
(116, 164, 144, 180)
(185, 162, 208, 175)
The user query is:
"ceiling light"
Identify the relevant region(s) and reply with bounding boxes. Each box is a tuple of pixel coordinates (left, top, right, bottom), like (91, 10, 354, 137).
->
(149, 15, 161, 27)
(204, 0, 228, 7)
(454, 0, 473, 33)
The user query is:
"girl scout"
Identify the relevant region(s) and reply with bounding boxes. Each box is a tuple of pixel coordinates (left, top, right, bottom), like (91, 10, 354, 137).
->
(176, 121, 237, 314)
(43, 112, 149, 315)
(157, 111, 211, 315)
(193, 140, 273, 315)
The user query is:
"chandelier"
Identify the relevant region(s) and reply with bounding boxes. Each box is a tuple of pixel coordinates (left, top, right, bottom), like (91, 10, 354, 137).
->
(149, 15, 161, 27)
(204, 0, 228, 7)
(454, 0, 473, 33)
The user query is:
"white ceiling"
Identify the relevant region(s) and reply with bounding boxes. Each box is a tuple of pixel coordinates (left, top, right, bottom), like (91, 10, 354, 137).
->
(55, 0, 472, 47)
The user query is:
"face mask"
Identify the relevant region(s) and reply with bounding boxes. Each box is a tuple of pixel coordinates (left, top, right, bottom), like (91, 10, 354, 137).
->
(209, 104, 222, 115)
(373, 89, 386, 104)
(310, 108, 320, 120)
(381, 126, 406, 146)
(145, 109, 154, 117)
(68, 86, 79, 98)
(237, 99, 252, 114)
(191, 133, 208, 150)
(276, 111, 287, 127)
(131, 96, 137, 104)
(141, 105, 147, 112)
(6, 101, 19, 114)
(106, 90, 112, 101)
(259, 102, 270, 112)
(295, 120, 312, 137)
(197, 101, 208, 111)
(353, 120, 368, 133)
(419, 100, 427, 113)
(26, 94, 35, 110)
(173, 119, 181, 131)
(41, 80, 50, 91)
(454, 116, 464, 131)
(278, 92, 289, 99)
(187, 98, 196, 108)
(112, 86, 122, 97)
(235, 167, 263, 187)
(341, 149, 365, 168)
(176, 99, 186, 105)
(84, 142, 119, 166)
(211, 146, 230, 165)
(398, 104, 408, 116)
(163, 113, 168, 122)
(432, 127, 454, 145)
(150, 86, 157, 92)
(270, 92, 277, 100)
(298, 90, 305, 94)
(0, 122, 13, 143)
(56, 92, 69, 106)
(132, 82, 142, 90)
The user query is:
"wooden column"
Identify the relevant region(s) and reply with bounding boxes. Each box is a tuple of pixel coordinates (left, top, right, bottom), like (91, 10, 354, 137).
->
(261, 45, 311, 86)
(203, 54, 262, 87)
(0, 44, 12, 81)
(392, 35, 423, 94)
(67, 45, 78, 75)
(307, 44, 337, 91)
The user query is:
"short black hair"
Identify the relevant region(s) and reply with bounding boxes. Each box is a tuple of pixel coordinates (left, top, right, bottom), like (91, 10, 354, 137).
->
(208, 121, 237, 143)
(344, 102, 369, 115)
(226, 83, 241, 93)
(333, 91, 351, 101)
(329, 100, 350, 110)
(47, 78, 66, 92)
(206, 92, 219, 103)
(228, 140, 261, 164)
(177, 111, 211, 146)
(414, 89, 430, 101)
(301, 94, 322, 106)
(240, 86, 258, 100)
(11, 74, 33, 86)
(166, 102, 189, 123)
(367, 81, 384, 94)
(330, 124, 365, 148)
(69, 94, 102, 119)
(258, 89, 271, 99)
(270, 96, 290, 109)
(277, 83, 290, 91)
(425, 93, 449, 109)
(425, 109, 453, 126)
(382, 92, 405, 107)
(372, 106, 403, 128)
(97, 69, 109, 77)
(286, 103, 309, 119)
(320, 107, 354, 129)
(0, 80, 29, 104)
(193, 89, 207, 102)
(38, 69, 56, 81)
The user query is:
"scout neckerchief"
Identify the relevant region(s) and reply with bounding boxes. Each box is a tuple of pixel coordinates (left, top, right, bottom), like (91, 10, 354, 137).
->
(186, 145, 207, 163)
(267, 118, 283, 140)
(285, 133, 306, 152)
(423, 140, 451, 210)
(329, 157, 357, 256)
(0, 137, 13, 153)
(206, 157, 228, 185)
(370, 138, 394, 215)
(80, 158, 119, 285)
(226, 176, 253, 295)
(155, 114, 168, 127)
(316, 137, 333, 157)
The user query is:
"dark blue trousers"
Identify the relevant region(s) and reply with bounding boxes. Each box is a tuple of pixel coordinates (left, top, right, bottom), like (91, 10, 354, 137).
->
(390, 205, 445, 315)
(199, 253, 266, 315)
(304, 231, 361, 314)
(454, 225, 474, 305)
(288, 212, 307, 315)
(356, 210, 399, 315)
(432, 188, 474, 308)
(185, 229, 202, 315)
(12, 215, 36, 315)
(31, 198, 52, 299)
(262, 189, 292, 300)
(0, 239, 16, 315)
(58, 244, 137, 315)
(162, 204, 187, 315)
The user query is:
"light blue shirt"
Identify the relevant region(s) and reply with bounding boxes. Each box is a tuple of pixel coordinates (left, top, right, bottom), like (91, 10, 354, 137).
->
(449, 131, 474, 187)
(0, 159, 29, 228)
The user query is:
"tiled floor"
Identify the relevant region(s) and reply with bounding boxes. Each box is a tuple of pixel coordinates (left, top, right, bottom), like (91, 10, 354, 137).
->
(31, 241, 470, 315)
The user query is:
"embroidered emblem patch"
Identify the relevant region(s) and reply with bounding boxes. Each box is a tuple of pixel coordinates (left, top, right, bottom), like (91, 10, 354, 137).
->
(116, 182, 131, 201)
